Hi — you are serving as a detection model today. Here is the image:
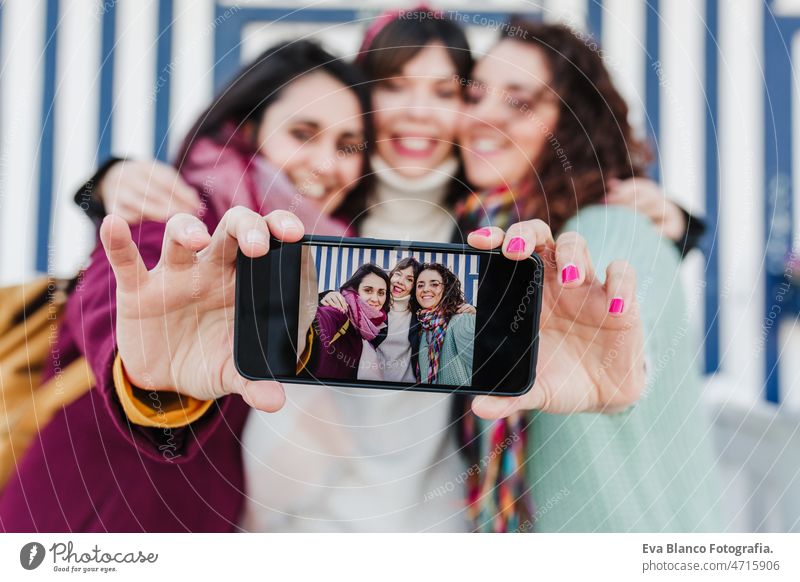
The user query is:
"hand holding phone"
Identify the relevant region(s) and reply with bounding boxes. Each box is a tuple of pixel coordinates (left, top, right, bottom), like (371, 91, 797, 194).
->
(467, 222, 645, 419)
(100, 208, 304, 413)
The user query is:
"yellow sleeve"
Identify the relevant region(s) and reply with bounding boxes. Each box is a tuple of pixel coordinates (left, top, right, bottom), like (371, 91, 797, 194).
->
(112, 353, 213, 428)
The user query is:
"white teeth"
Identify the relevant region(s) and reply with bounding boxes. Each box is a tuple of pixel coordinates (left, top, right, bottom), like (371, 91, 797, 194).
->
(398, 138, 431, 151)
(472, 138, 503, 154)
(300, 182, 326, 199)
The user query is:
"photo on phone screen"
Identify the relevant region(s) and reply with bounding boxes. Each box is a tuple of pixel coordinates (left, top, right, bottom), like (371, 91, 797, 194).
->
(235, 236, 543, 396)
(295, 243, 478, 386)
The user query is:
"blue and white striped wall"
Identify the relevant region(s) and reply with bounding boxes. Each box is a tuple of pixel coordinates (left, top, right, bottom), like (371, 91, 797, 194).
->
(0, 0, 797, 409)
(312, 245, 480, 304)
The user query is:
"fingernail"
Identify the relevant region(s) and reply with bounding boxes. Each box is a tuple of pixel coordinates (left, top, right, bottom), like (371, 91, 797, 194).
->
(280, 218, 300, 231)
(506, 236, 526, 253)
(609, 297, 625, 314)
(185, 223, 204, 236)
(561, 263, 579, 284)
(246, 229, 268, 246)
(471, 227, 492, 237)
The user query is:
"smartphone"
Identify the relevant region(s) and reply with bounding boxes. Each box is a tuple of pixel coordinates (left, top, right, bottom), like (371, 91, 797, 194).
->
(235, 235, 543, 396)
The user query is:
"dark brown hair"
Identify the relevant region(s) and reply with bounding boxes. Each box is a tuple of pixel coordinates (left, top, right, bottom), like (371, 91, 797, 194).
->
(174, 40, 374, 225)
(497, 17, 653, 233)
(358, 10, 474, 211)
(389, 256, 422, 279)
(416, 263, 464, 319)
(340, 263, 391, 316)
(359, 10, 473, 90)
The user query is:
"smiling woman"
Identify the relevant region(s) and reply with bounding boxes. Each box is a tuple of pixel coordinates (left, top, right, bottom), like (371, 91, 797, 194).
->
(415, 263, 475, 386)
(297, 264, 391, 382)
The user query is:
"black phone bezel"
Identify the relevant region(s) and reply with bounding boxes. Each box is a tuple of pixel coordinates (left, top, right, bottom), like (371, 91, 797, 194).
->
(234, 235, 543, 397)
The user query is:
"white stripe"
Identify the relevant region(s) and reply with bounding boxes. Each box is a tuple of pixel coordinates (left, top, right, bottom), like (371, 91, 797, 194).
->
(603, 0, 647, 137)
(111, 0, 157, 159)
(0, 0, 46, 285)
(717, 0, 765, 401)
(50, 0, 100, 278)
(169, 0, 214, 158)
(543, 0, 588, 30)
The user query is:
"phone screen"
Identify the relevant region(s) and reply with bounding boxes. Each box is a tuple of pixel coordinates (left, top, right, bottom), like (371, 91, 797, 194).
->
(235, 237, 542, 396)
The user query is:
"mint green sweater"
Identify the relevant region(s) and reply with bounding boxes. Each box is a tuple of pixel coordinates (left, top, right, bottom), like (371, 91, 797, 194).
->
(418, 313, 475, 386)
(524, 205, 727, 532)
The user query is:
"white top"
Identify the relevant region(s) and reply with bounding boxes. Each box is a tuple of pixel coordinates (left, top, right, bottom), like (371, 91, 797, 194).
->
(240, 157, 468, 532)
(377, 294, 417, 383)
(359, 155, 460, 242)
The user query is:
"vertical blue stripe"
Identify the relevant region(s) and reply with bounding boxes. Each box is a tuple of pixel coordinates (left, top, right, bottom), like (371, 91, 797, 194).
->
(703, 0, 721, 374)
(588, 0, 603, 39)
(36, 0, 59, 273)
(153, 0, 173, 161)
(98, 0, 116, 161)
(324, 245, 333, 291)
(762, 14, 798, 403)
(213, 3, 243, 90)
(645, 0, 661, 181)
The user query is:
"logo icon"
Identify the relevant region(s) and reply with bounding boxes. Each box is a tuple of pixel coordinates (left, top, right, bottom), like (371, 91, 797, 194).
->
(20, 542, 46, 570)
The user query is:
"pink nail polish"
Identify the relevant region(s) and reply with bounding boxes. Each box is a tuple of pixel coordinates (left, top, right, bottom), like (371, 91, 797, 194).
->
(609, 297, 625, 314)
(506, 237, 526, 253)
(472, 227, 492, 237)
(561, 263, 579, 284)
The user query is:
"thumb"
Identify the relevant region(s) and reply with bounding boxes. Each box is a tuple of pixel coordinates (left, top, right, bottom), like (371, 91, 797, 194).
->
(236, 379, 286, 413)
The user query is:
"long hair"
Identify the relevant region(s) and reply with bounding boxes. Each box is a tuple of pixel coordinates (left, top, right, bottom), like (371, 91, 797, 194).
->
(497, 17, 653, 233)
(340, 263, 391, 316)
(416, 263, 464, 319)
(174, 40, 374, 224)
(358, 9, 474, 212)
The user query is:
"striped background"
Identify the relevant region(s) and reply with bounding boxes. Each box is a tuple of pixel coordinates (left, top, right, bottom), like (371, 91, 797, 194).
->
(0, 0, 798, 410)
(312, 244, 480, 304)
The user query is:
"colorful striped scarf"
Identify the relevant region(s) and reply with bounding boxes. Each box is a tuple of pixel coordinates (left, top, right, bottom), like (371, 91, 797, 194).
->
(456, 184, 536, 532)
(415, 308, 448, 384)
(455, 184, 521, 231)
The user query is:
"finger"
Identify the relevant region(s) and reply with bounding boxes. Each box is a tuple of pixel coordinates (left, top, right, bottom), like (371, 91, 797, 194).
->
(466, 226, 505, 250)
(472, 386, 547, 419)
(148, 164, 201, 210)
(236, 379, 286, 413)
(502, 220, 554, 260)
(554, 231, 594, 287)
(334, 295, 347, 312)
(604, 260, 637, 318)
(201, 206, 270, 264)
(161, 213, 211, 268)
(99, 215, 149, 293)
(114, 198, 147, 224)
(264, 209, 304, 242)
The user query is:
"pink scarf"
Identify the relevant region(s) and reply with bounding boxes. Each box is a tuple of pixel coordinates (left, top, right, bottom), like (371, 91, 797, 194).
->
(341, 288, 386, 341)
(179, 124, 350, 236)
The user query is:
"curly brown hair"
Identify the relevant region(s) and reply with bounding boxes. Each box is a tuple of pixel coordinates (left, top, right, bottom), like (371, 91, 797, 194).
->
(415, 263, 464, 320)
(497, 17, 653, 233)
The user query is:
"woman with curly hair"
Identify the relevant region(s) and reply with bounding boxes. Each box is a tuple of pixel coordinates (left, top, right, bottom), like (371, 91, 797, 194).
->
(414, 263, 475, 387)
(458, 17, 725, 532)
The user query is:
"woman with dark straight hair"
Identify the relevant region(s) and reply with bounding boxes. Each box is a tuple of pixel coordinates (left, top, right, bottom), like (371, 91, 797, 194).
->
(297, 263, 390, 382)
(0, 39, 375, 532)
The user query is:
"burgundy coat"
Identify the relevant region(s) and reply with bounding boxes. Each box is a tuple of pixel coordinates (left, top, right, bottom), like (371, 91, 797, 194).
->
(300, 306, 365, 381)
(0, 219, 250, 532)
